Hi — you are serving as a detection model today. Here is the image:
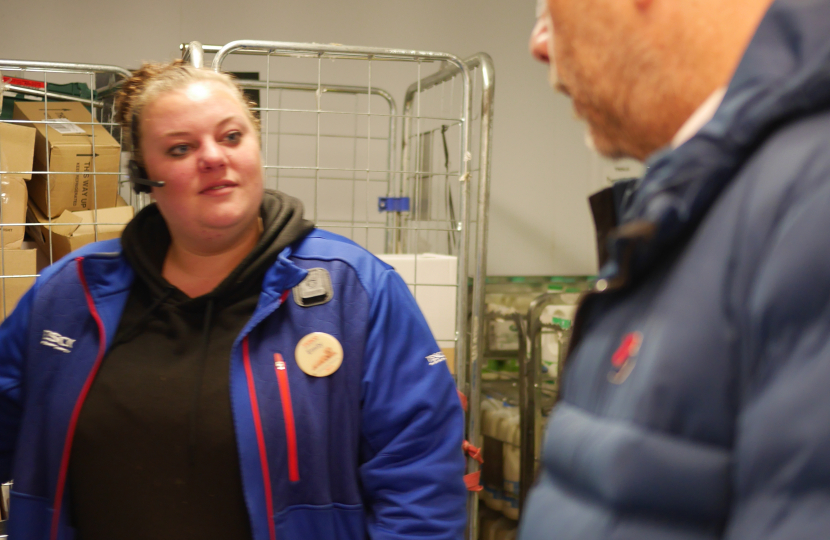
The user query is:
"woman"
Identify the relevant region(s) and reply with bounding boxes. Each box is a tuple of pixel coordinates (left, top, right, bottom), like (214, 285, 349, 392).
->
(0, 60, 466, 540)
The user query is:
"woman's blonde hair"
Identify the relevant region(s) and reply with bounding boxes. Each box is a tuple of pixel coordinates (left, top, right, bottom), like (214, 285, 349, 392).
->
(115, 59, 260, 165)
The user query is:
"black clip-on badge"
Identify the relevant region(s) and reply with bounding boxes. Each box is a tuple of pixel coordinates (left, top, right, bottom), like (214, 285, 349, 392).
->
(293, 268, 334, 307)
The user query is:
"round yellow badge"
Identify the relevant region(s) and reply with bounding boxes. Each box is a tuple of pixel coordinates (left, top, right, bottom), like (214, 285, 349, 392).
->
(295, 332, 344, 377)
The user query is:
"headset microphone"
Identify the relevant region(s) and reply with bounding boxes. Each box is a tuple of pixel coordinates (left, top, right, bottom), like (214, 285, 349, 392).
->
(128, 160, 166, 190)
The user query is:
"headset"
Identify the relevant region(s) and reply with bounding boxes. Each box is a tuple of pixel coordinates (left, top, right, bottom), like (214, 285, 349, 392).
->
(128, 159, 164, 192)
(128, 112, 165, 193)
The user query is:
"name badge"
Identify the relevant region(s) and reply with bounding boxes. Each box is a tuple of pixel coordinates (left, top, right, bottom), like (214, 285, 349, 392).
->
(295, 332, 343, 377)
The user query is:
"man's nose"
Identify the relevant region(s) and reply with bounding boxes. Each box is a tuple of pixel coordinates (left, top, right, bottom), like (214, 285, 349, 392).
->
(530, 17, 551, 63)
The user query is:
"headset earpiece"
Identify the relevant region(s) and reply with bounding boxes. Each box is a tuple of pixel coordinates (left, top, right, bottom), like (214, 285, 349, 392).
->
(128, 159, 165, 193)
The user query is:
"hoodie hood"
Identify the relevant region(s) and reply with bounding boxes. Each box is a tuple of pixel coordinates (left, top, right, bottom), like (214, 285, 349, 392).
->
(121, 190, 314, 303)
(602, 0, 830, 286)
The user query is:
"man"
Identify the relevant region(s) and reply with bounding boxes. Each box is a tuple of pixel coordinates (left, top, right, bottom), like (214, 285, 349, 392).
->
(520, 0, 830, 538)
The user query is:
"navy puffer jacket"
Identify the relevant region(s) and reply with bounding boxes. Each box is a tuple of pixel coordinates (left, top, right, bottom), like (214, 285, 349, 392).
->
(519, 0, 830, 538)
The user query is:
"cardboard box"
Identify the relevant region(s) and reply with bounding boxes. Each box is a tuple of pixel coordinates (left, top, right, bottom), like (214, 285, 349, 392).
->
(0, 121, 36, 249)
(0, 176, 27, 249)
(13, 101, 121, 218)
(376, 253, 458, 350)
(27, 196, 134, 262)
(0, 121, 36, 180)
(0, 242, 37, 321)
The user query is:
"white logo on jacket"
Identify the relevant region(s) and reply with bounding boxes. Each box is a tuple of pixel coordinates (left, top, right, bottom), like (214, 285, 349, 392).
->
(40, 330, 75, 353)
(427, 352, 447, 366)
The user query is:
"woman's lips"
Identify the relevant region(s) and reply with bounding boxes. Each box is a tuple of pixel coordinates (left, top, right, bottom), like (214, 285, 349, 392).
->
(200, 181, 237, 194)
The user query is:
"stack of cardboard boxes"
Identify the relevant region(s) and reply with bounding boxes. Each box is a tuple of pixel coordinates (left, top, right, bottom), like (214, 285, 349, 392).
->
(0, 101, 134, 320)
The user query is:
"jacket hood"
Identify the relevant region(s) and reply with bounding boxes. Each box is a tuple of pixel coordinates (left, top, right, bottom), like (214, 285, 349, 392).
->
(603, 0, 830, 285)
(121, 190, 314, 304)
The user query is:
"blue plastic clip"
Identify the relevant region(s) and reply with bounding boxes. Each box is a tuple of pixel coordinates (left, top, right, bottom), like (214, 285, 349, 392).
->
(378, 197, 410, 212)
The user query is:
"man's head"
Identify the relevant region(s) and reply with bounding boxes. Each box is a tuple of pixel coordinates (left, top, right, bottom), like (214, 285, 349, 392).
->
(530, 0, 774, 161)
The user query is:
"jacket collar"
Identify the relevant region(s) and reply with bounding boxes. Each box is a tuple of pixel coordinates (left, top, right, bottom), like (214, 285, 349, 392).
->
(257, 244, 308, 311)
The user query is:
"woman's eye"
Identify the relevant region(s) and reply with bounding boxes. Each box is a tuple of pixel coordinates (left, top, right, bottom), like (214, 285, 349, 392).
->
(168, 144, 190, 157)
(225, 131, 242, 144)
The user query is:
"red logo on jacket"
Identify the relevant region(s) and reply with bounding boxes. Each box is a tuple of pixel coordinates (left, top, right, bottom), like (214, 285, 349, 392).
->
(608, 332, 642, 384)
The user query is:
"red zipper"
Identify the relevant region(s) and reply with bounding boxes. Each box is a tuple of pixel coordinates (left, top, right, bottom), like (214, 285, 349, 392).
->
(274, 354, 300, 482)
(50, 258, 108, 540)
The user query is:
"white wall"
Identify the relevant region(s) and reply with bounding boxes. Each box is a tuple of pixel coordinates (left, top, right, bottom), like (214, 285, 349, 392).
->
(1, 0, 642, 276)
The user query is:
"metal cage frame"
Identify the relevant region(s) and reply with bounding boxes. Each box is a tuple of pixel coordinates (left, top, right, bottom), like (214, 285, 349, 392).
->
(194, 40, 495, 539)
(0, 42, 495, 539)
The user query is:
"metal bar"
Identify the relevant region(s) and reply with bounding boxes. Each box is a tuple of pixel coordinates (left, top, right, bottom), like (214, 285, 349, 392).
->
(274, 88, 282, 190)
(265, 54, 272, 189)
(520, 292, 567, 512)
(520, 298, 543, 514)
(310, 222, 456, 233)
(260, 131, 388, 141)
(365, 60, 372, 247)
(351, 94, 361, 238)
(190, 42, 418, 61)
(412, 59, 422, 261)
(464, 52, 495, 540)
(252, 107, 457, 125)
(262, 165, 460, 176)
(211, 40, 467, 69)
(0, 171, 121, 177)
(404, 62, 471, 114)
(457, 69, 474, 540)
(3, 84, 106, 108)
(43, 70, 53, 266)
(88, 70, 99, 243)
(385, 78, 397, 254)
(0, 60, 131, 80)
(236, 79, 397, 108)
(398, 70, 414, 254)
(209, 41, 445, 63)
(182, 41, 206, 68)
(315, 55, 322, 223)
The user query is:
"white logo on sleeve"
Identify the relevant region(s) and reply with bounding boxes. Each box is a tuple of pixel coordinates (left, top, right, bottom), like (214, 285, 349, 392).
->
(41, 330, 75, 353)
(426, 352, 447, 366)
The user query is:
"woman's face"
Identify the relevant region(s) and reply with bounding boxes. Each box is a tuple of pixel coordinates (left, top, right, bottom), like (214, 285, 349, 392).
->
(140, 81, 263, 249)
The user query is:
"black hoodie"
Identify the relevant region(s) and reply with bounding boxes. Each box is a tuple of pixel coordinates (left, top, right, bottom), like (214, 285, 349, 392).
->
(68, 191, 313, 539)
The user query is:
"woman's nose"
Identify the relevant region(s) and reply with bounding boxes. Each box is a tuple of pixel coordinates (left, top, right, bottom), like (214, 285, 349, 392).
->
(529, 16, 551, 63)
(198, 139, 227, 171)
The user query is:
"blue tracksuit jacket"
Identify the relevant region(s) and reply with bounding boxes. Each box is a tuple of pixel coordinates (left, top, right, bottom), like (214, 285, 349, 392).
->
(0, 229, 466, 540)
(520, 0, 830, 538)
